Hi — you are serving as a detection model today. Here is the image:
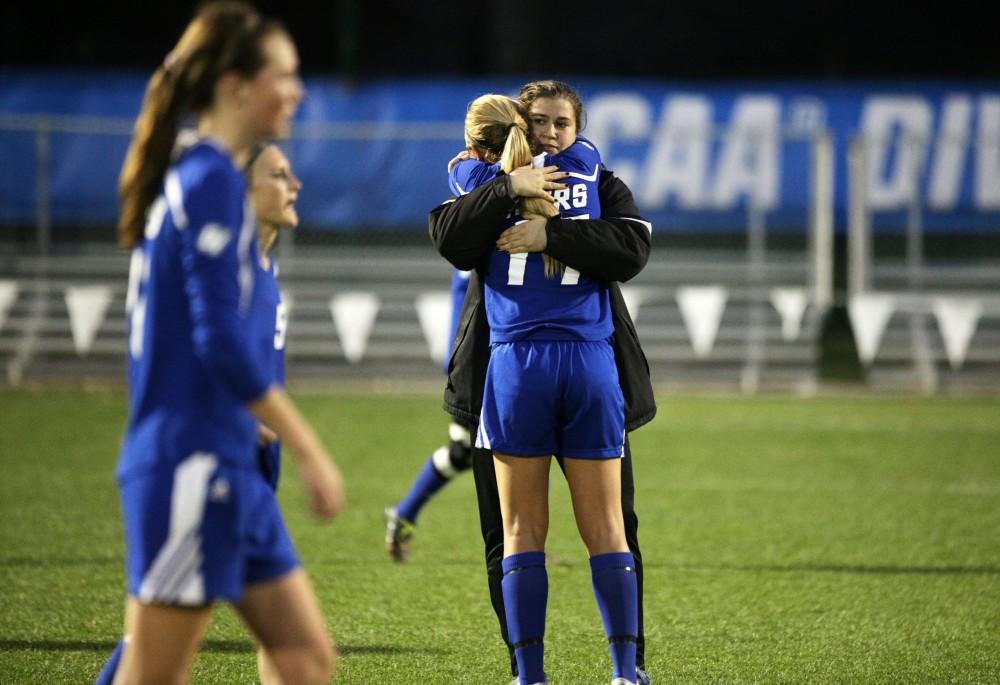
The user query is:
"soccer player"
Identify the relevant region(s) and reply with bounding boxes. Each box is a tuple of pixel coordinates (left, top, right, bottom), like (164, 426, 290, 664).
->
(436, 90, 638, 685)
(96, 4, 343, 685)
(383, 266, 474, 563)
(429, 81, 655, 685)
(94, 140, 305, 685)
(247, 142, 301, 495)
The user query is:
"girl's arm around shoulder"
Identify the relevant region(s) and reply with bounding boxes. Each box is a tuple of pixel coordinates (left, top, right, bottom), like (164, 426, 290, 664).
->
(429, 174, 518, 271)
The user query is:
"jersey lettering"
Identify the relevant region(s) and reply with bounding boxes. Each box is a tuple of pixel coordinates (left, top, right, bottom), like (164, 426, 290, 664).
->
(127, 198, 167, 360)
(274, 300, 288, 350)
(507, 253, 528, 286)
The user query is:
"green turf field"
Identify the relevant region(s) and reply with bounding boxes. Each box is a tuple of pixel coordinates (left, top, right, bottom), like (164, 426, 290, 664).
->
(1, 390, 998, 684)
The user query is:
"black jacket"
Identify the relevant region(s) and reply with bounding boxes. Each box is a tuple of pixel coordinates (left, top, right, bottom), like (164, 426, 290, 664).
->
(428, 169, 656, 432)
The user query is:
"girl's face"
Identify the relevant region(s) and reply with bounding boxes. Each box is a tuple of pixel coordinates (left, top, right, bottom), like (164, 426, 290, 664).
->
(527, 97, 577, 156)
(251, 146, 302, 228)
(243, 32, 304, 140)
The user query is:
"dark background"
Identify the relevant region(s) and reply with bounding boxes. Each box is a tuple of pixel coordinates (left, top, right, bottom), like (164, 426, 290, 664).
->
(2, 0, 996, 79)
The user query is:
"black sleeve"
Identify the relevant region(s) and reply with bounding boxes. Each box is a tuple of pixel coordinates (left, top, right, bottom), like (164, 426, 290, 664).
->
(428, 174, 518, 271)
(543, 169, 652, 283)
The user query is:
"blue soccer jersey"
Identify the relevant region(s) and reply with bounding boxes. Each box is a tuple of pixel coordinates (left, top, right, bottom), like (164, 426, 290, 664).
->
(256, 260, 287, 489)
(119, 140, 274, 483)
(449, 136, 611, 343)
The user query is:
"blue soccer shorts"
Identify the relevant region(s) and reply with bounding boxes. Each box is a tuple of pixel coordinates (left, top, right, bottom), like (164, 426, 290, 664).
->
(120, 452, 300, 606)
(477, 339, 625, 459)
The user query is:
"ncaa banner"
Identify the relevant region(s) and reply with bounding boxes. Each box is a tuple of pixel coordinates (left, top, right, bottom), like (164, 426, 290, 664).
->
(1, 71, 998, 232)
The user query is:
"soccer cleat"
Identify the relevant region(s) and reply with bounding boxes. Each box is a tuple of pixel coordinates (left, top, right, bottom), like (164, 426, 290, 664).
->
(611, 679, 637, 685)
(636, 667, 651, 685)
(384, 505, 415, 563)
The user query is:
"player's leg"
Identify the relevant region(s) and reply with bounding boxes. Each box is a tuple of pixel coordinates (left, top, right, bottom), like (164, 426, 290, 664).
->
(494, 451, 551, 685)
(237, 463, 334, 685)
(94, 640, 123, 685)
(482, 341, 561, 684)
(116, 598, 213, 685)
(564, 457, 638, 685)
(561, 340, 638, 685)
(115, 455, 237, 685)
(95, 597, 133, 685)
(385, 420, 473, 562)
(235, 569, 335, 685)
(564, 458, 628, 554)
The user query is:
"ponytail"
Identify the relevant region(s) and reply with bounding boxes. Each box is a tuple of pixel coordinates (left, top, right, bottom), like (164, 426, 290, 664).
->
(117, 64, 189, 247)
(117, 1, 285, 247)
(464, 94, 563, 278)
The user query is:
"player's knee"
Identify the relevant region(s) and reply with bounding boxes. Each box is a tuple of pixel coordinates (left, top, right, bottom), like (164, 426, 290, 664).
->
(448, 438, 473, 472)
(272, 637, 336, 685)
(121, 667, 188, 685)
(304, 636, 336, 685)
(579, 519, 628, 556)
(505, 520, 548, 552)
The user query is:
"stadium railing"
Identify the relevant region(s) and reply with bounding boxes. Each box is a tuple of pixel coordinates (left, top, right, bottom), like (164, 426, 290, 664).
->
(847, 134, 1000, 393)
(0, 115, 836, 392)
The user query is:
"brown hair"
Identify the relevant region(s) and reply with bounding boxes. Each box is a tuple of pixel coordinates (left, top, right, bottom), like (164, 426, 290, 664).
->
(117, 1, 287, 247)
(517, 80, 586, 132)
(464, 94, 562, 277)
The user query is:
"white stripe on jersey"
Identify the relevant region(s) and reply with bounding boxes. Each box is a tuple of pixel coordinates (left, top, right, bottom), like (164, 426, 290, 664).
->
(138, 452, 218, 605)
(237, 198, 256, 314)
(620, 217, 653, 235)
(563, 162, 600, 182)
(165, 170, 188, 230)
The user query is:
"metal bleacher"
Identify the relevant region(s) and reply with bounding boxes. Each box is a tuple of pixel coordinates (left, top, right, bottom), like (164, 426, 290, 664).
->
(0, 240, 827, 392)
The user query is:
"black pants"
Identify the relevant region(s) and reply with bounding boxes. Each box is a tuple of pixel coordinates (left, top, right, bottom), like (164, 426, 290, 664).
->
(472, 436, 645, 675)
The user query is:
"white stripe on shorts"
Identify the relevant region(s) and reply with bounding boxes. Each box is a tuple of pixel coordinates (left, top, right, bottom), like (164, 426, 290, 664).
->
(475, 408, 491, 450)
(138, 452, 218, 605)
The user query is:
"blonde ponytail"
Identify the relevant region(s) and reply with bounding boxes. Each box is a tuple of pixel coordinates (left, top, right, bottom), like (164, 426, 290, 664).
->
(464, 94, 563, 278)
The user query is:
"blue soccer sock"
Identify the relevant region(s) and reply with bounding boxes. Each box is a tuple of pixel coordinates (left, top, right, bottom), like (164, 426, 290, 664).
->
(93, 638, 124, 685)
(396, 448, 450, 523)
(590, 552, 638, 683)
(502, 551, 547, 685)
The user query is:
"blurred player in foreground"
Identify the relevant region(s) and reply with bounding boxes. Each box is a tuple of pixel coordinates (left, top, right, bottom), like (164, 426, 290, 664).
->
(94, 3, 342, 684)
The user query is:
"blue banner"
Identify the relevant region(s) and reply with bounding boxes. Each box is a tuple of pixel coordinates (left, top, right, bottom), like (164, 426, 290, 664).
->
(2, 71, 999, 233)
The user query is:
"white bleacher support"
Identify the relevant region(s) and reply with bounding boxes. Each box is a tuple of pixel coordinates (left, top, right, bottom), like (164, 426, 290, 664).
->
(330, 292, 380, 364)
(415, 291, 452, 365)
(677, 286, 728, 359)
(65, 285, 113, 356)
